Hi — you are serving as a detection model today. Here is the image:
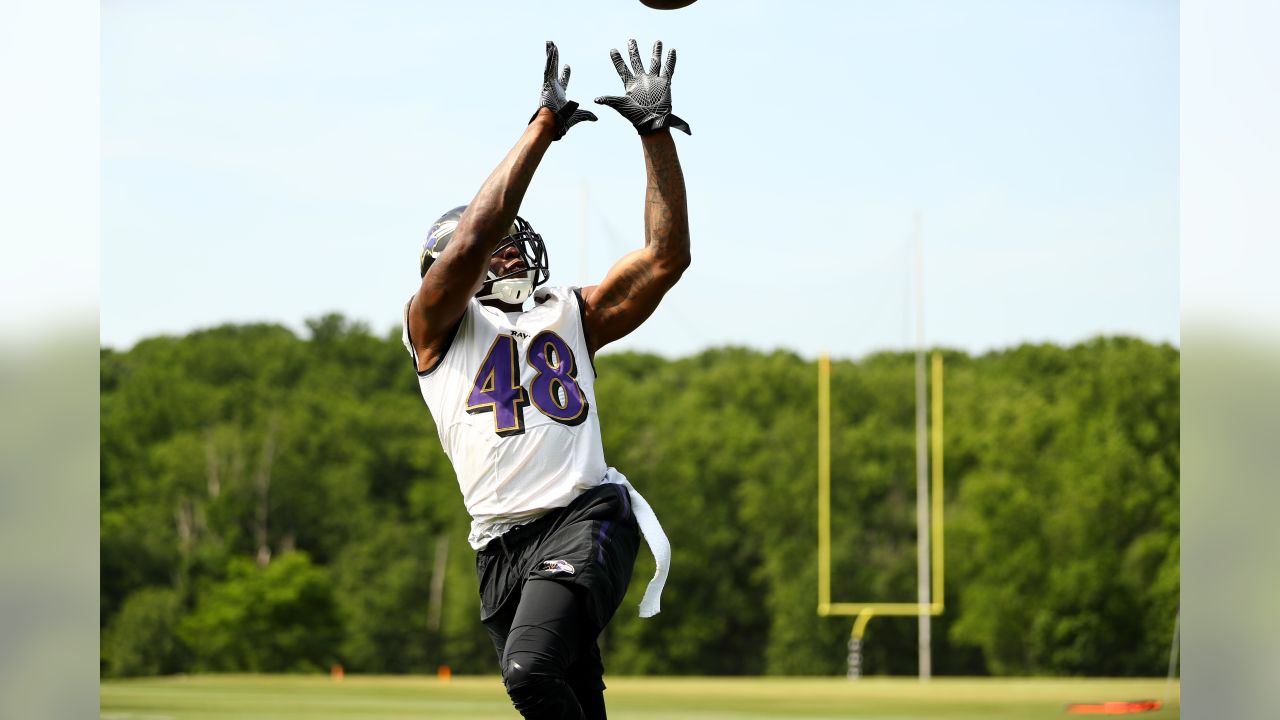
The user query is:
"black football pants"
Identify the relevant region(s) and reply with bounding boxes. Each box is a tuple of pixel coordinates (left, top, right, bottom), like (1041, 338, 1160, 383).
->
(483, 579, 607, 720)
(477, 483, 639, 719)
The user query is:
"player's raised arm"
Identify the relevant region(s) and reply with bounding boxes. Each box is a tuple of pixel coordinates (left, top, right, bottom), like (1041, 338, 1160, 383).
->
(582, 39, 692, 357)
(409, 41, 596, 370)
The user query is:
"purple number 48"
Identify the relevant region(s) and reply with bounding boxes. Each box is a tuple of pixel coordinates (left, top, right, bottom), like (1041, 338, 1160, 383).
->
(466, 331, 588, 436)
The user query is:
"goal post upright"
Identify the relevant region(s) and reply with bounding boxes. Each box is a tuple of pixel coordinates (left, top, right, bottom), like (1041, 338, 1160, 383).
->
(817, 350, 946, 679)
(817, 353, 832, 616)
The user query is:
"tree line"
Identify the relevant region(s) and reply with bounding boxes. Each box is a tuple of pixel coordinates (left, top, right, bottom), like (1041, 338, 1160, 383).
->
(100, 315, 1179, 678)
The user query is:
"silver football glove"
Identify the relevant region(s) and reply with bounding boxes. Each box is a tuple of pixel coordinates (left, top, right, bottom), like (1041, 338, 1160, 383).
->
(533, 41, 597, 141)
(594, 39, 690, 136)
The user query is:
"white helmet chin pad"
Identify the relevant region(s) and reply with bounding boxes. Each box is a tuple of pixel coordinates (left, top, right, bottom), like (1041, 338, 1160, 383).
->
(477, 275, 533, 305)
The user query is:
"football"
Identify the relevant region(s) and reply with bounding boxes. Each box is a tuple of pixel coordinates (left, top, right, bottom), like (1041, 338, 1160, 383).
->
(639, 0, 698, 9)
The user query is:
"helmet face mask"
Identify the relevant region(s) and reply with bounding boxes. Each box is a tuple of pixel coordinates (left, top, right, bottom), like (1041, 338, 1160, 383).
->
(420, 207, 550, 304)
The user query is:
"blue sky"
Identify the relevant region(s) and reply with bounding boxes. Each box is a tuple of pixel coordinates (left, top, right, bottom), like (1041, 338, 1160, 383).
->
(101, 0, 1178, 358)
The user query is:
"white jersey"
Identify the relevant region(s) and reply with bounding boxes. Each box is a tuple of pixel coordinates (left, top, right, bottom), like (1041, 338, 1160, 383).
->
(403, 286, 607, 549)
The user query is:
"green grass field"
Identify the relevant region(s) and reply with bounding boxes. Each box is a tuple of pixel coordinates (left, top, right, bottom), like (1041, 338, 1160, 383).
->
(101, 674, 1179, 719)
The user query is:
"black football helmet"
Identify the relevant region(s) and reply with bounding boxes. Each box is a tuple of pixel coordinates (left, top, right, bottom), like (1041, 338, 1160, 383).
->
(419, 205, 550, 304)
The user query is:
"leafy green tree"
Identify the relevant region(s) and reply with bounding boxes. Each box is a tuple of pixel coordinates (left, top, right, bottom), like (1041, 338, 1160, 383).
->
(100, 319, 1179, 678)
(179, 552, 339, 672)
(946, 340, 1179, 675)
(331, 521, 432, 673)
(103, 587, 186, 677)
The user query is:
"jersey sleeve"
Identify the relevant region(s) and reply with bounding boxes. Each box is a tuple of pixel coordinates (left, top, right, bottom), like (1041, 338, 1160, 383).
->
(401, 297, 420, 367)
(570, 287, 596, 360)
(404, 295, 473, 377)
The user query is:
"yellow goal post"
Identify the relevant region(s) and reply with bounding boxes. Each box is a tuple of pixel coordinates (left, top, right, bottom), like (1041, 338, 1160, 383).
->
(817, 352, 945, 676)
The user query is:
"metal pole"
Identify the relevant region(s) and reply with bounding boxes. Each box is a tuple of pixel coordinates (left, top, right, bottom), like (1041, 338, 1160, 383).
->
(913, 212, 931, 680)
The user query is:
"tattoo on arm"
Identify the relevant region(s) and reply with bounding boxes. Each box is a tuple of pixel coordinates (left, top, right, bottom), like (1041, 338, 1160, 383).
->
(594, 259, 655, 313)
(642, 133, 689, 263)
(582, 132, 690, 354)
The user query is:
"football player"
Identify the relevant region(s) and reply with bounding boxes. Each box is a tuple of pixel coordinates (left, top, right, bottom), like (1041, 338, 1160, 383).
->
(402, 39, 690, 719)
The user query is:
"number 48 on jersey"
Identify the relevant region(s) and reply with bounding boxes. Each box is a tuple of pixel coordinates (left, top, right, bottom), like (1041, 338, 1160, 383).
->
(466, 331, 589, 436)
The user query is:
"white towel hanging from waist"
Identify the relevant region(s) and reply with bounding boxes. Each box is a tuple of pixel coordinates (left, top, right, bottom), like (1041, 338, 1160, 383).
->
(604, 467, 670, 618)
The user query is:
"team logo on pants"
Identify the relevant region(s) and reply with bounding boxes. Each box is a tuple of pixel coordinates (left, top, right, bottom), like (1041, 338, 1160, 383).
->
(538, 559, 576, 575)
